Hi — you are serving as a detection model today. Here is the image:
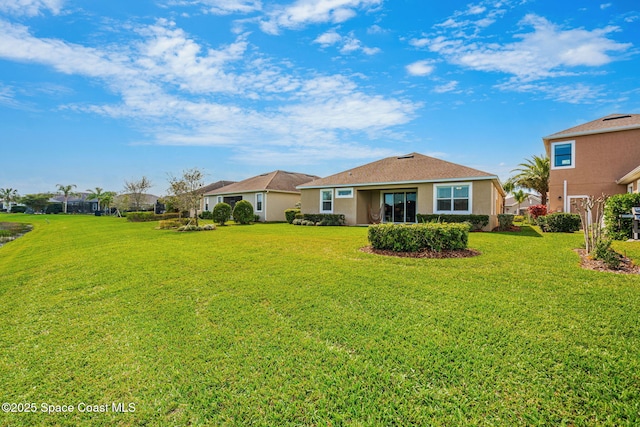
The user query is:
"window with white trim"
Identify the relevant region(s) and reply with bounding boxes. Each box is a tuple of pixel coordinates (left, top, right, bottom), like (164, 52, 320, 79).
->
(336, 188, 353, 198)
(255, 193, 263, 212)
(216, 196, 223, 204)
(434, 183, 472, 214)
(551, 141, 575, 169)
(320, 189, 333, 213)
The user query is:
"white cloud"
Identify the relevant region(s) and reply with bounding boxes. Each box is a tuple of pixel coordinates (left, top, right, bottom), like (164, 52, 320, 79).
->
(0, 18, 418, 159)
(600, 3, 612, 10)
(259, 0, 382, 34)
(313, 29, 380, 55)
(433, 81, 459, 93)
(0, 0, 63, 16)
(314, 29, 342, 47)
(406, 60, 435, 76)
(163, 0, 262, 15)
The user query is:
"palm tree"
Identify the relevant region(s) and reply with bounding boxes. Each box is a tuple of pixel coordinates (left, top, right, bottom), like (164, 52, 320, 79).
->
(510, 155, 549, 206)
(99, 191, 116, 215)
(513, 189, 528, 215)
(86, 187, 104, 211)
(56, 184, 77, 214)
(0, 188, 19, 211)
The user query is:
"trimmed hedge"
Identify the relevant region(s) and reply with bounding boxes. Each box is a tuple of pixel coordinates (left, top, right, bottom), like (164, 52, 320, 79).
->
(368, 223, 470, 252)
(497, 214, 514, 231)
(212, 203, 232, 226)
(604, 193, 640, 240)
(285, 208, 300, 224)
(416, 214, 489, 231)
(232, 200, 254, 225)
(291, 213, 346, 226)
(537, 213, 581, 233)
(126, 212, 181, 222)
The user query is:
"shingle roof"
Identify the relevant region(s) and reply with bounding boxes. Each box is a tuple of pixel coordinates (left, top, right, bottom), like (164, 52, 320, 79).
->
(298, 153, 497, 188)
(544, 114, 640, 140)
(196, 180, 236, 195)
(205, 171, 319, 195)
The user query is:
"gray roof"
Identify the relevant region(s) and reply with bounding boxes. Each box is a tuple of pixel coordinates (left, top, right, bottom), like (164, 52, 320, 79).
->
(205, 170, 320, 195)
(544, 114, 640, 141)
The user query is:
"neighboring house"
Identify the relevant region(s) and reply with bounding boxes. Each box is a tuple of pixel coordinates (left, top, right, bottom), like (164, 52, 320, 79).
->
(198, 180, 236, 213)
(203, 171, 320, 222)
(504, 193, 542, 215)
(115, 193, 161, 212)
(50, 193, 99, 213)
(297, 153, 505, 230)
(543, 113, 640, 213)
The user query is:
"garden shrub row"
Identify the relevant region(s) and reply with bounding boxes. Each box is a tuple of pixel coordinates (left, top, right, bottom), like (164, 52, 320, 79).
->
(292, 213, 345, 226)
(368, 223, 469, 252)
(604, 193, 640, 240)
(416, 214, 489, 231)
(125, 212, 181, 222)
(537, 213, 581, 233)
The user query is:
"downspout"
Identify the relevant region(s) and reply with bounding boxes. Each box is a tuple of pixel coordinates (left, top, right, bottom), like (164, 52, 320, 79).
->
(563, 180, 568, 212)
(264, 190, 268, 222)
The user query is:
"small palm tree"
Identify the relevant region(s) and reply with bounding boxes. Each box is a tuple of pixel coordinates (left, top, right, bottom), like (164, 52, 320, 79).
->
(86, 187, 104, 211)
(510, 155, 549, 206)
(513, 189, 528, 215)
(0, 188, 19, 211)
(56, 184, 77, 214)
(99, 191, 116, 215)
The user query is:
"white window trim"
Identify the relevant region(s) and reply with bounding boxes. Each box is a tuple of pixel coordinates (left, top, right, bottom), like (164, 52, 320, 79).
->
(255, 193, 264, 212)
(335, 188, 354, 198)
(551, 140, 576, 170)
(628, 183, 634, 194)
(320, 189, 334, 213)
(433, 182, 473, 215)
(216, 196, 223, 204)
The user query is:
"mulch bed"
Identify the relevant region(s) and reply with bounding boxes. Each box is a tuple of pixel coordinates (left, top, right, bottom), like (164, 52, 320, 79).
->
(360, 246, 481, 259)
(574, 249, 640, 275)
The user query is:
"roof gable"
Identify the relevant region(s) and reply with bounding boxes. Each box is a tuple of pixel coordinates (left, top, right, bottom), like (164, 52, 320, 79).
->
(205, 170, 319, 195)
(298, 153, 497, 188)
(544, 114, 640, 141)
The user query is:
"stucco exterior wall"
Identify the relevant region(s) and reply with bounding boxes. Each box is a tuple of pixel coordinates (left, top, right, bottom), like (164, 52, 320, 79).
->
(546, 128, 640, 212)
(264, 192, 301, 222)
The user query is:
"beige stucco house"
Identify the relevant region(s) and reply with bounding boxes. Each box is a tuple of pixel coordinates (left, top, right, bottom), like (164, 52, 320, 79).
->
(203, 170, 319, 222)
(297, 153, 505, 230)
(543, 113, 640, 213)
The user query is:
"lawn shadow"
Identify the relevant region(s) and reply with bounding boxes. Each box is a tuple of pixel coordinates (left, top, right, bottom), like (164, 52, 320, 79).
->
(489, 225, 543, 238)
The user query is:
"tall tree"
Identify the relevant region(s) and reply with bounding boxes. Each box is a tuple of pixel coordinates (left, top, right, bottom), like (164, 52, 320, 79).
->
(123, 177, 152, 211)
(167, 168, 204, 226)
(20, 193, 53, 213)
(56, 184, 77, 214)
(0, 188, 19, 211)
(86, 187, 105, 211)
(510, 155, 549, 206)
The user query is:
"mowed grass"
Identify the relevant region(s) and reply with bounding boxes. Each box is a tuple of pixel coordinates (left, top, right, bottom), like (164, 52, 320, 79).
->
(1, 214, 639, 426)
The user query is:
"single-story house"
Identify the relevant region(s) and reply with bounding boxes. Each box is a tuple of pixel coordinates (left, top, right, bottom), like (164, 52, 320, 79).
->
(297, 153, 505, 230)
(543, 113, 640, 213)
(504, 193, 542, 215)
(203, 170, 320, 222)
(198, 180, 236, 212)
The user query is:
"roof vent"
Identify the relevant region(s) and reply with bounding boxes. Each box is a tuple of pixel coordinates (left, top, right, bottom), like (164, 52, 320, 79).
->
(603, 115, 632, 121)
(397, 154, 414, 159)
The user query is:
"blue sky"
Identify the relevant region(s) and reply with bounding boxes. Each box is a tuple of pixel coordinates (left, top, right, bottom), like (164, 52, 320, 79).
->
(1, 0, 638, 196)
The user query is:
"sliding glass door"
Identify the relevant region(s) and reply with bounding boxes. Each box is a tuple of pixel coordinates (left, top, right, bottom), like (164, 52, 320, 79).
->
(383, 192, 416, 223)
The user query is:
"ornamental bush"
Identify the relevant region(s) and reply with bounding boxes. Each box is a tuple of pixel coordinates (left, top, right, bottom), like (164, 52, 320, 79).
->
(527, 204, 547, 220)
(199, 210, 213, 220)
(368, 223, 470, 252)
(125, 211, 156, 222)
(538, 213, 581, 233)
(497, 214, 514, 231)
(232, 200, 254, 225)
(416, 214, 489, 231)
(212, 203, 232, 225)
(604, 193, 640, 240)
(285, 208, 300, 224)
(290, 213, 346, 226)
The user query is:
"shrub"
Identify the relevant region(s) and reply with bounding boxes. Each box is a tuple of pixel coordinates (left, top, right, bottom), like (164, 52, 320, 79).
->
(9, 206, 26, 213)
(497, 214, 514, 231)
(126, 211, 156, 222)
(604, 193, 640, 240)
(528, 204, 547, 220)
(514, 215, 525, 223)
(202, 224, 216, 231)
(232, 200, 254, 225)
(285, 209, 301, 224)
(199, 210, 214, 220)
(592, 239, 622, 269)
(539, 213, 581, 233)
(416, 214, 489, 231)
(158, 219, 190, 229)
(254, 214, 261, 223)
(368, 223, 469, 252)
(212, 203, 232, 225)
(292, 218, 302, 225)
(291, 214, 346, 226)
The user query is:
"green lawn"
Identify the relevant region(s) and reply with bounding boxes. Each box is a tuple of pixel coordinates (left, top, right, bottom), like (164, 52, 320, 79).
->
(1, 214, 639, 426)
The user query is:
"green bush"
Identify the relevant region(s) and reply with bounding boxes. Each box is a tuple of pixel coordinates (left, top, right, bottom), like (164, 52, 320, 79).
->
(158, 219, 189, 229)
(285, 209, 300, 224)
(126, 211, 156, 222)
(254, 214, 261, 223)
(291, 213, 346, 226)
(212, 203, 232, 226)
(199, 210, 214, 220)
(232, 200, 254, 225)
(592, 239, 622, 269)
(368, 223, 470, 252)
(416, 214, 489, 231)
(604, 193, 640, 240)
(538, 213, 581, 233)
(9, 206, 26, 213)
(497, 214, 514, 231)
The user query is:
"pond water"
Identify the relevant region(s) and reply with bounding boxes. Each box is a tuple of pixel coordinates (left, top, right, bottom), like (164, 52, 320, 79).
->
(0, 222, 32, 248)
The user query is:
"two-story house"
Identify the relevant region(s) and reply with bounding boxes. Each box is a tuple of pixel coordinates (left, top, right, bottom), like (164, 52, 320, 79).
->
(543, 114, 640, 213)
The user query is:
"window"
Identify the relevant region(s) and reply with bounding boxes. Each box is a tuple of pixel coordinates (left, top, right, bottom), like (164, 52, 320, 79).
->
(336, 188, 353, 198)
(205, 197, 209, 211)
(551, 141, 575, 169)
(320, 189, 333, 213)
(383, 192, 416, 223)
(628, 184, 634, 194)
(434, 183, 471, 214)
(255, 193, 263, 212)
(216, 196, 223, 204)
